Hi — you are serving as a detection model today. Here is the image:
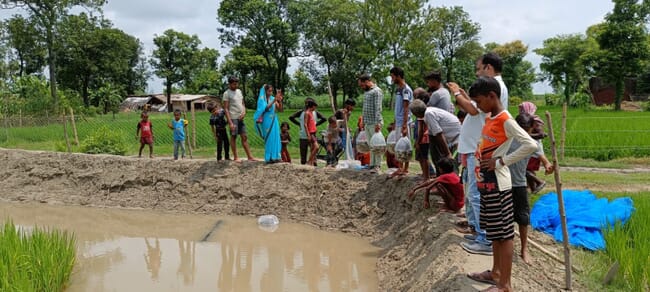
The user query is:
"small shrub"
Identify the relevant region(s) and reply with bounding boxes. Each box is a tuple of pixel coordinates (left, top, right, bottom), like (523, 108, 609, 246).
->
(570, 91, 592, 108)
(509, 96, 523, 107)
(80, 126, 127, 155)
(544, 93, 562, 106)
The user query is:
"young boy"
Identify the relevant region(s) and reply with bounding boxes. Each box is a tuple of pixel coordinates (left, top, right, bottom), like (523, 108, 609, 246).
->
(208, 103, 230, 161)
(326, 116, 342, 166)
(168, 109, 189, 160)
(407, 157, 464, 211)
(136, 112, 154, 158)
(466, 76, 537, 292)
(385, 122, 400, 169)
(304, 99, 319, 166)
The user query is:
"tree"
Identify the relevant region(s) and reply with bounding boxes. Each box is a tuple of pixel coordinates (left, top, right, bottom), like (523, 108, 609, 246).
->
(534, 34, 591, 104)
(287, 68, 314, 96)
(595, 0, 650, 110)
(428, 6, 481, 83)
(150, 29, 200, 112)
(218, 0, 300, 90)
(181, 48, 221, 95)
(220, 45, 266, 100)
(4, 15, 46, 77)
(298, 0, 376, 107)
(56, 13, 144, 106)
(487, 40, 536, 99)
(7, 0, 106, 112)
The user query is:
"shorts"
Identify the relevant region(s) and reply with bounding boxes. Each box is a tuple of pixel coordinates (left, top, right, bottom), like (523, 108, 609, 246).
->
(140, 136, 153, 145)
(416, 143, 430, 161)
(309, 132, 318, 143)
(512, 186, 530, 225)
(230, 119, 247, 136)
(479, 189, 515, 241)
(527, 157, 540, 172)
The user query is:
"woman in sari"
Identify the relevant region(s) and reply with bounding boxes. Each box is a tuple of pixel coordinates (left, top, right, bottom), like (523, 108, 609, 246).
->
(253, 84, 284, 163)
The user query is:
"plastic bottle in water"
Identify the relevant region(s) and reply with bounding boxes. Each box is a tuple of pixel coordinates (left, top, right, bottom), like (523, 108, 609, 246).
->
(257, 215, 279, 226)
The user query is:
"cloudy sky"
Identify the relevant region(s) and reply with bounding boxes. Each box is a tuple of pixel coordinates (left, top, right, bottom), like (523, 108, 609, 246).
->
(3, 0, 615, 94)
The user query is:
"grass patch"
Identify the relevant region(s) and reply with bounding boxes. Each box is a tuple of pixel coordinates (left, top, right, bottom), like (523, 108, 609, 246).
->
(0, 221, 76, 292)
(574, 192, 650, 291)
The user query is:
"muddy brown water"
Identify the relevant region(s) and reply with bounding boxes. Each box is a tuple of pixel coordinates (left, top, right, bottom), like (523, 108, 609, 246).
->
(0, 202, 380, 292)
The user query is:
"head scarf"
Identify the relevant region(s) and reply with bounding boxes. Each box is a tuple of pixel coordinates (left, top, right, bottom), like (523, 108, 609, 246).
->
(519, 101, 544, 125)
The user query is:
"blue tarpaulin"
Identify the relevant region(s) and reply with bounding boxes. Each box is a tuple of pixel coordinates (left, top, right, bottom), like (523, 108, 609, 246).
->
(530, 189, 634, 251)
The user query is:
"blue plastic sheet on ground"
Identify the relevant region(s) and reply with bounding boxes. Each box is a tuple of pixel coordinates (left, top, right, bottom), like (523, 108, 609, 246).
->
(530, 189, 634, 251)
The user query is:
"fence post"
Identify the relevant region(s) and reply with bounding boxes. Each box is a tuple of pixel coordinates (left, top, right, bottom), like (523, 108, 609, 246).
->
(191, 102, 196, 148)
(19, 109, 22, 127)
(62, 113, 72, 153)
(561, 103, 567, 161)
(545, 111, 572, 290)
(69, 107, 79, 146)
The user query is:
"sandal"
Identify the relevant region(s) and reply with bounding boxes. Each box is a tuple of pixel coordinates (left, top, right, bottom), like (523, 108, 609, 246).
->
(467, 270, 496, 285)
(480, 285, 507, 292)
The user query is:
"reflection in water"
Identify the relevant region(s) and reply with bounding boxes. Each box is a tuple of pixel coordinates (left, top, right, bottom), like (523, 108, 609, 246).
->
(177, 240, 196, 285)
(144, 238, 161, 279)
(0, 202, 379, 292)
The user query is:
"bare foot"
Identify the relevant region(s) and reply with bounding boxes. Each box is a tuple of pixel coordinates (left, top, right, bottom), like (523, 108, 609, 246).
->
(149, 155, 154, 159)
(520, 250, 531, 264)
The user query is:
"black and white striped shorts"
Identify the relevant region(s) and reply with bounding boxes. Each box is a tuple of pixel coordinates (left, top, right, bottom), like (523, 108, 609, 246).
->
(480, 189, 515, 241)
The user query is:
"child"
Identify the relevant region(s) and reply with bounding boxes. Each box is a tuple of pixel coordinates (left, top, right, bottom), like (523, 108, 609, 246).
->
(508, 112, 537, 264)
(407, 157, 463, 211)
(168, 109, 188, 160)
(326, 116, 342, 166)
(414, 110, 431, 180)
(385, 122, 400, 168)
(304, 99, 319, 166)
(136, 112, 154, 158)
(465, 77, 537, 292)
(280, 122, 291, 163)
(208, 103, 230, 161)
(518, 102, 554, 193)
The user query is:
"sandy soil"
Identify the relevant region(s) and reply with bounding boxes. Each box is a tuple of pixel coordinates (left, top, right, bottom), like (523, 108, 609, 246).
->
(0, 148, 583, 291)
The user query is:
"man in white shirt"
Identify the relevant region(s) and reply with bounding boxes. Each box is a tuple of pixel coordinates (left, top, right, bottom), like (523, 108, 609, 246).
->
(223, 76, 256, 161)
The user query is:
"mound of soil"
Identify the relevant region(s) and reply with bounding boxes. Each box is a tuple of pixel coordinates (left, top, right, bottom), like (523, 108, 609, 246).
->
(0, 148, 581, 291)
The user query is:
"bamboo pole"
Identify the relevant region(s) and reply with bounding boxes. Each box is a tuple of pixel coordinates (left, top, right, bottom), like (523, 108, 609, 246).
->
(191, 102, 196, 148)
(69, 107, 79, 146)
(545, 111, 572, 290)
(62, 113, 72, 153)
(560, 102, 567, 161)
(183, 111, 193, 159)
(19, 109, 22, 127)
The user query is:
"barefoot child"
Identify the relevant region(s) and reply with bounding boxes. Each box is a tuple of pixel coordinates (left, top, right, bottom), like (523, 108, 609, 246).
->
(136, 112, 154, 158)
(208, 103, 230, 161)
(407, 157, 464, 211)
(385, 122, 400, 169)
(304, 99, 319, 166)
(518, 102, 554, 193)
(326, 116, 342, 166)
(508, 113, 538, 264)
(466, 77, 537, 292)
(168, 109, 188, 160)
(280, 122, 291, 163)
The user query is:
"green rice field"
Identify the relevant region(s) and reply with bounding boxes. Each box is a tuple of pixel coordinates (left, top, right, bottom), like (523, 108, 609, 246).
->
(0, 221, 76, 292)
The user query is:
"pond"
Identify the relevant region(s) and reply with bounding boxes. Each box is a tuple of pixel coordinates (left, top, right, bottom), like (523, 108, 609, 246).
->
(0, 202, 380, 292)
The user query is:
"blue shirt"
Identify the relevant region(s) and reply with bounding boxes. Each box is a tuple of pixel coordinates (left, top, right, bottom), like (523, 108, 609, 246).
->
(171, 119, 186, 141)
(394, 84, 413, 128)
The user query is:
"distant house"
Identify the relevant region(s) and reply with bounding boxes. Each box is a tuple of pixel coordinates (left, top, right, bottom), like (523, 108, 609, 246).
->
(119, 95, 165, 112)
(121, 94, 220, 113)
(589, 77, 634, 106)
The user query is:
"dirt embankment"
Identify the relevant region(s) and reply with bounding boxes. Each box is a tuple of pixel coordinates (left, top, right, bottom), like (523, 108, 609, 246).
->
(0, 148, 581, 291)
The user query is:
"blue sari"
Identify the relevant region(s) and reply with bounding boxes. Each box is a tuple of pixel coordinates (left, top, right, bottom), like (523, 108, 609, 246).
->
(253, 86, 281, 162)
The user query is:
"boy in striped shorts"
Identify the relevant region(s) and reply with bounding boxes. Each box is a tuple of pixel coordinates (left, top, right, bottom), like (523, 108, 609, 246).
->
(468, 76, 537, 292)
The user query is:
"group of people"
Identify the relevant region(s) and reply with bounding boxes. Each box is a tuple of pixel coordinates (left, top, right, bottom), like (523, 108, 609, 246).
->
(132, 53, 555, 291)
(355, 53, 552, 292)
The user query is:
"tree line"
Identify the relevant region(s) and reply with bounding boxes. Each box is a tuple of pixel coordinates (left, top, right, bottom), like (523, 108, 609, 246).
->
(0, 0, 648, 116)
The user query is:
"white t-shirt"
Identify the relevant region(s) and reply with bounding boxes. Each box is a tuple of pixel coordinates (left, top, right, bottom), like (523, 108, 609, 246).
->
(222, 89, 245, 119)
(495, 75, 509, 112)
(457, 101, 486, 154)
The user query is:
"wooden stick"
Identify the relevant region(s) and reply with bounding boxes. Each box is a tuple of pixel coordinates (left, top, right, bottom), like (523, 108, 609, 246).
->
(69, 107, 79, 146)
(183, 111, 193, 159)
(191, 102, 197, 148)
(560, 102, 567, 161)
(546, 111, 572, 290)
(327, 80, 336, 112)
(515, 230, 582, 273)
(62, 114, 71, 153)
